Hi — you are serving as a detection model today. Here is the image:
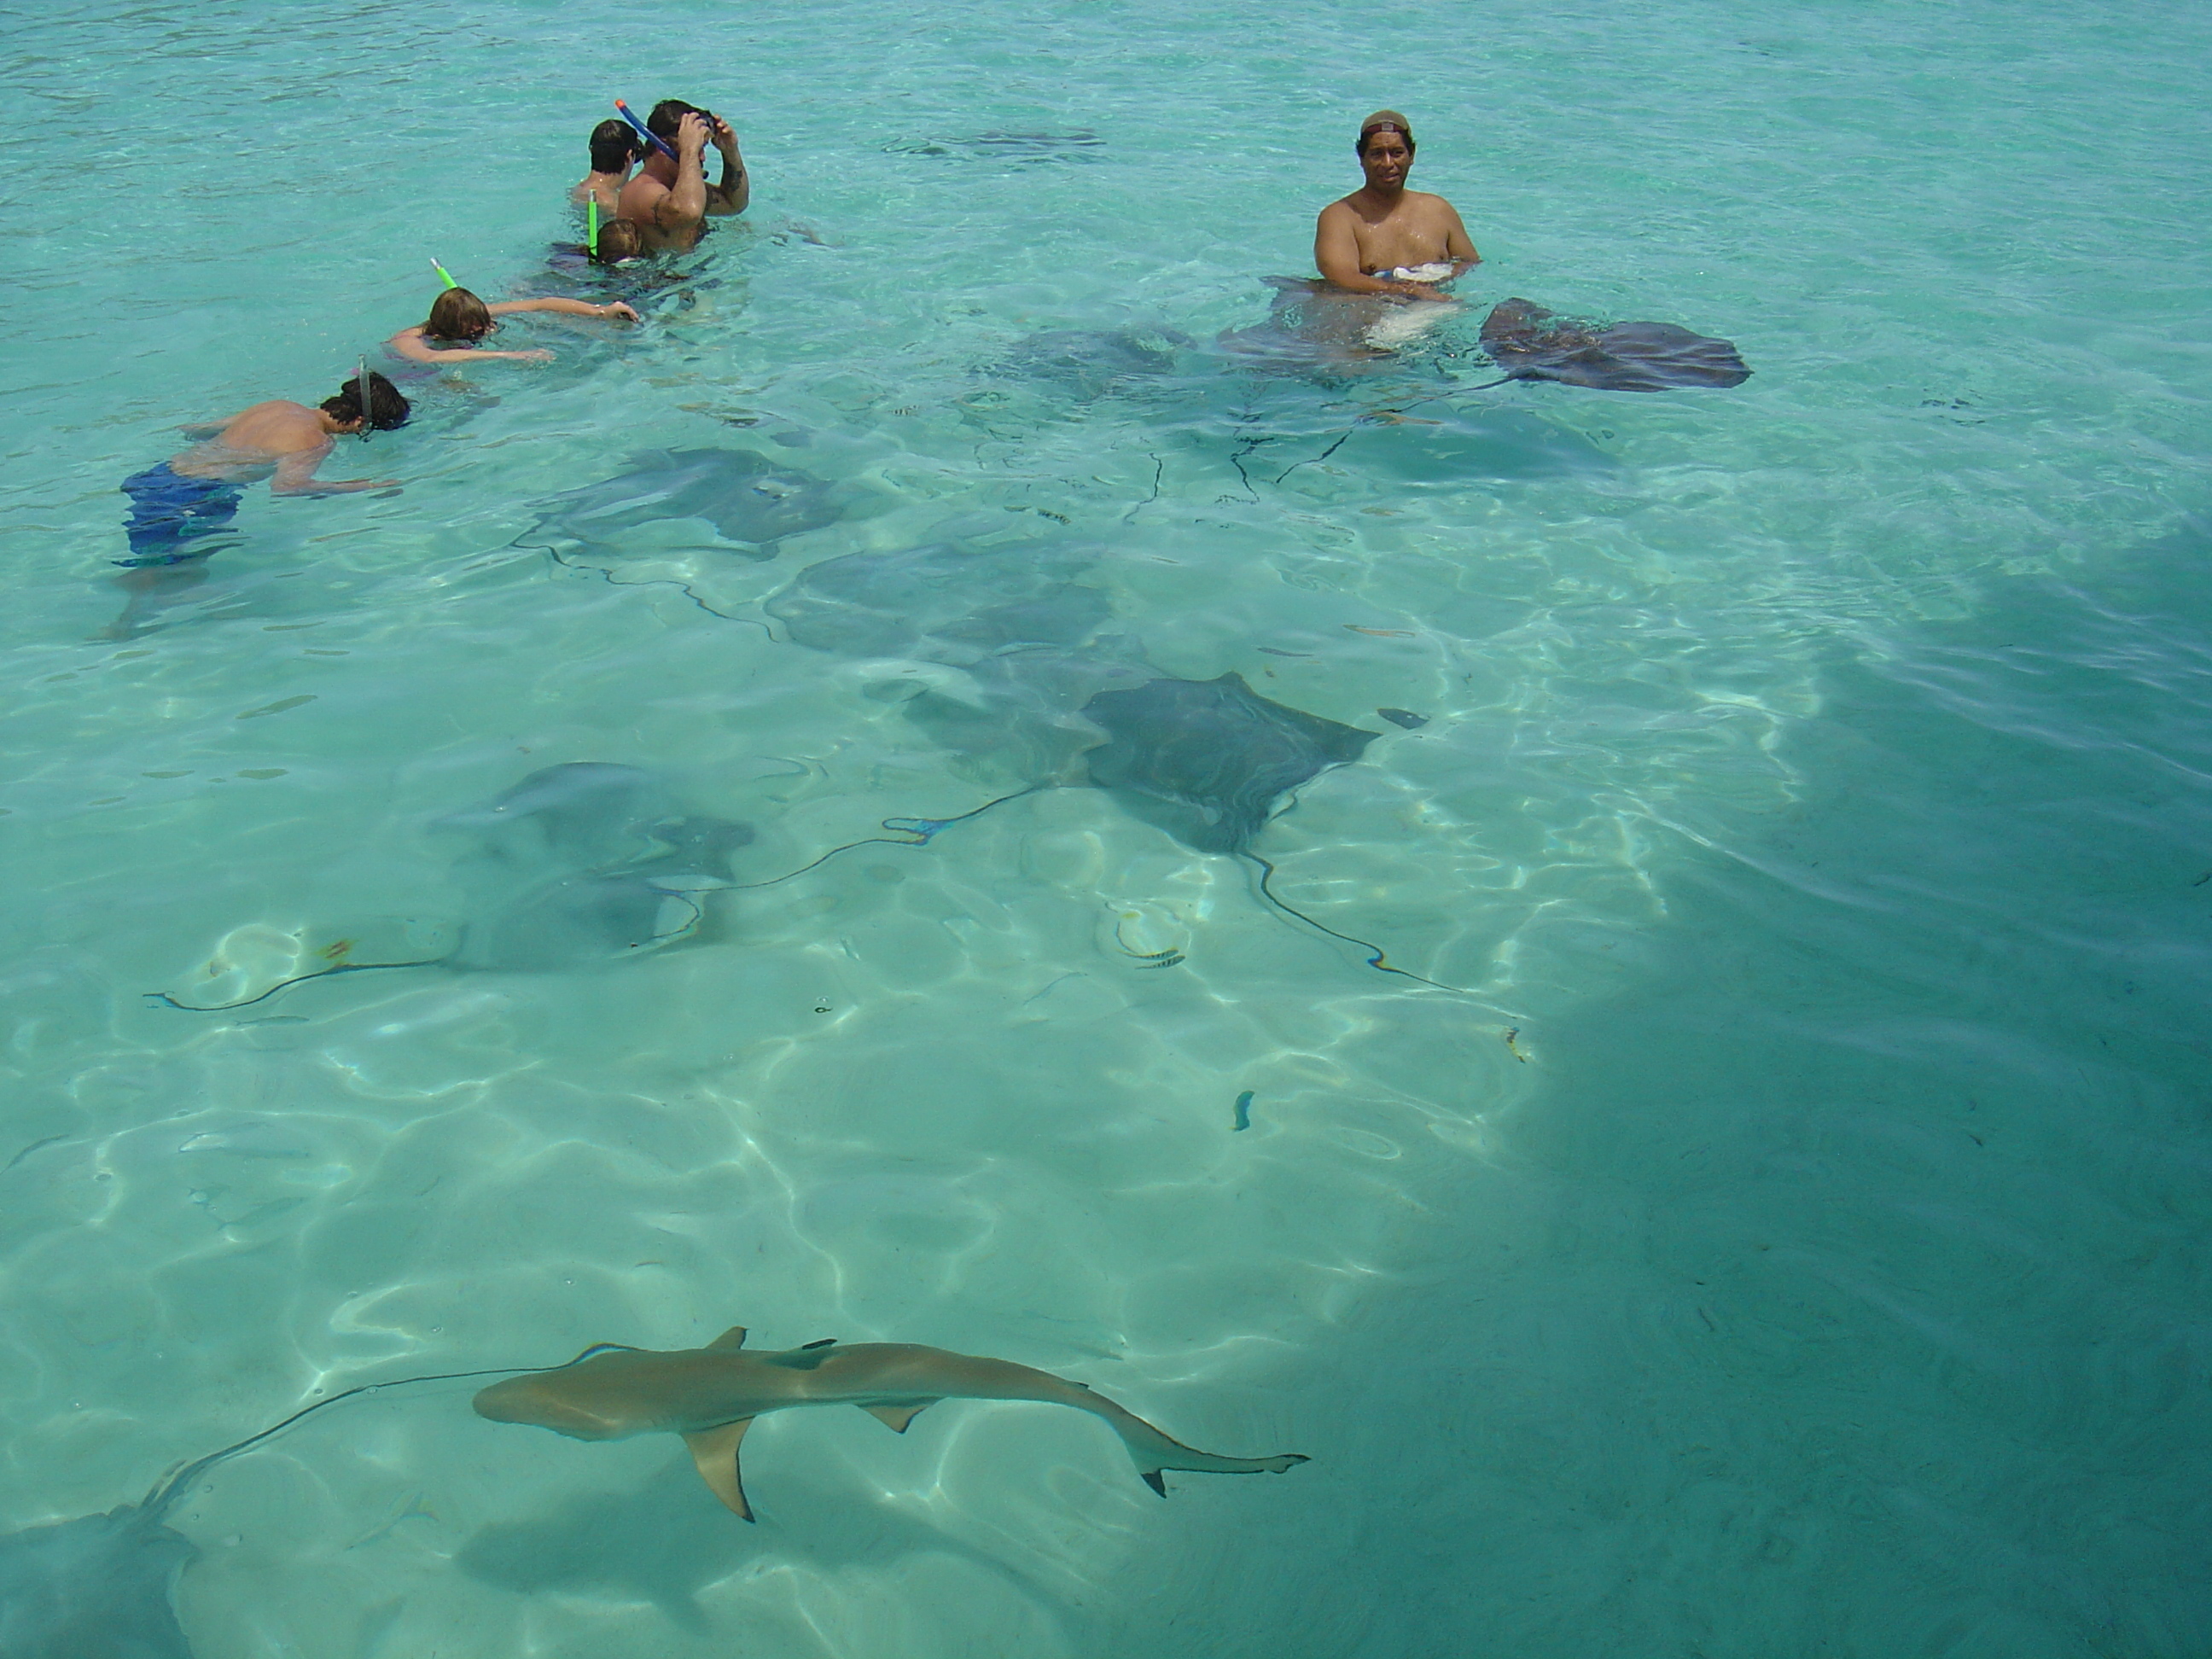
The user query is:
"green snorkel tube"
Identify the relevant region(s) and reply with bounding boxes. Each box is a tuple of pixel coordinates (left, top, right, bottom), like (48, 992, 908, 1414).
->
(429, 257, 458, 289)
(587, 196, 599, 258)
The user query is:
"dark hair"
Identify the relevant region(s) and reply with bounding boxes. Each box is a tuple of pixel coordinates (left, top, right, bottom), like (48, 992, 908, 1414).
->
(591, 217, 643, 265)
(425, 287, 493, 342)
(646, 99, 711, 142)
(589, 118, 643, 174)
(321, 370, 410, 430)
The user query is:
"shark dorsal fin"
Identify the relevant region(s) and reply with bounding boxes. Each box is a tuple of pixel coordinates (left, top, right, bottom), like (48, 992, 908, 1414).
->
(683, 1418, 755, 1520)
(863, 1401, 939, 1434)
(761, 1341, 837, 1370)
(706, 1326, 748, 1351)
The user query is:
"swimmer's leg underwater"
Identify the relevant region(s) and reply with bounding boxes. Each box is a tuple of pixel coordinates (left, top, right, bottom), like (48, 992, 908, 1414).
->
(99, 463, 245, 638)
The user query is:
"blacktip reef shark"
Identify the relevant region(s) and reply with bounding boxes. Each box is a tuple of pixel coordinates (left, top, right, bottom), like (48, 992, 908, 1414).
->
(473, 1326, 1309, 1521)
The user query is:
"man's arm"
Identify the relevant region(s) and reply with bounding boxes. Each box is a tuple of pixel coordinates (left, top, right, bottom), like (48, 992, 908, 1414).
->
(703, 117, 749, 215)
(270, 442, 398, 496)
(1441, 201, 1480, 273)
(654, 114, 711, 236)
(1314, 202, 1439, 297)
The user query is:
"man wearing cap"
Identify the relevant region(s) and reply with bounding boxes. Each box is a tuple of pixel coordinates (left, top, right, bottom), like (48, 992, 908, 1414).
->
(1314, 110, 1478, 301)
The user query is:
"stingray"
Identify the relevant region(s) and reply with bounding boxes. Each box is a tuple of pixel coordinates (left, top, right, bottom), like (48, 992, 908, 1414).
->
(150, 765, 754, 1010)
(765, 538, 1153, 786)
(1077, 673, 1476, 991)
(766, 548, 1447, 982)
(993, 327, 1196, 403)
(430, 762, 754, 971)
(0, 1361, 540, 1659)
(884, 131, 1103, 162)
(527, 447, 842, 560)
(765, 538, 1117, 664)
(1475, 297, 1751, 392)
(1080, 672, 1379, 855)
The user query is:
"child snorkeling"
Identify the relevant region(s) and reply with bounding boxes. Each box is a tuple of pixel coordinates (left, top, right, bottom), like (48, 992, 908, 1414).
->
(389, 288, 639, 364)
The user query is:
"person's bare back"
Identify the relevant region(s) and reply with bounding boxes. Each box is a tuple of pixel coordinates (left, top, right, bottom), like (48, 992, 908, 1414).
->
(1313, 110, 1478, 300)
(172, 399, 395, 495)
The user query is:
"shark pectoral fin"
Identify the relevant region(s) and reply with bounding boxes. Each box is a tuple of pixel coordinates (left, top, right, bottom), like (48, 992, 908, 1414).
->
(863, 1401, 939, 1434)
(683, 1419, 756, 1521)
(707, 1325, 749, 1351)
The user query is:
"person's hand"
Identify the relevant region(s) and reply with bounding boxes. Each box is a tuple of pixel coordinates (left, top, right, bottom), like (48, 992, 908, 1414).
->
(1397, 282, 1453, 302)
(708, 115, 738, 152)
(677, 113, 709, 155)
(602, 301, 640, 322)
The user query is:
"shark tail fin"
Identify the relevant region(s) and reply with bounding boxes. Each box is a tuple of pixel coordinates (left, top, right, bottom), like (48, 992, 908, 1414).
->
(1129, 1446, 1311, 1496)
(1095, 1395, 1311, 1497)
(683, 1418, 756, 1521)
(863, 1400, 939, 1434)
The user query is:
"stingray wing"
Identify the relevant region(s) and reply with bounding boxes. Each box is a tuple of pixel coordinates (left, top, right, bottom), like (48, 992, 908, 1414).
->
(1481, 298, 1749, 392)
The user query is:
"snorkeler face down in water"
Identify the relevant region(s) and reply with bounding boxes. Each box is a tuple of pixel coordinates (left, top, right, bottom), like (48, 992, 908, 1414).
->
(118, 370, 410, 566)
(387, 287, 640, 364)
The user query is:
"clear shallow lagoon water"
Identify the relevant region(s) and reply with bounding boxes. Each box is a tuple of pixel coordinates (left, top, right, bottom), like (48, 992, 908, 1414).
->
(2, 2, 2209, 1655)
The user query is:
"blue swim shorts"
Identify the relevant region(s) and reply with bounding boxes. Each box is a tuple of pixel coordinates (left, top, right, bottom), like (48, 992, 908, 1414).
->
(117, 463, 244, 567)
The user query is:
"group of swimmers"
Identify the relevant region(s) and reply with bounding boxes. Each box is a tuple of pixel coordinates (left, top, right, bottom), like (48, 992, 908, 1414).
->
(112, 96, 742, 605)
(114, 106, 1470, 597)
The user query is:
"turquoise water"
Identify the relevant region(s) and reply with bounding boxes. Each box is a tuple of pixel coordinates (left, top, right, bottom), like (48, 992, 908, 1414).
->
(3, 0, 2208, 1653)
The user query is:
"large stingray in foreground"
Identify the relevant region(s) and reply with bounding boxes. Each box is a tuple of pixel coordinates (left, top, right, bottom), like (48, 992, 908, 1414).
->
(1080, 672, 1380, 854)
(0, 1493, 200, 1659)
(528, 448, 842, 558)
(0, 1361, 518, 1659)
(1477, 298, 1751, 392)
(153, 764, 754, 1010)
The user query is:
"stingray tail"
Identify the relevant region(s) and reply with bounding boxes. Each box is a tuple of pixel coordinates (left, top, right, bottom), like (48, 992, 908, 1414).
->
(146, 952, 453, 1014)
(1242, 852, 1461, 995)
(138, 1360, 579, 1521)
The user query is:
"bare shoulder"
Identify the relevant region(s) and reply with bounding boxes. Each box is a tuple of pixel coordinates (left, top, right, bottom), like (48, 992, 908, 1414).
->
(224, 400, 325, 452)
(1407, 189, 1463, 216)
(1317, 194, 1359, 227)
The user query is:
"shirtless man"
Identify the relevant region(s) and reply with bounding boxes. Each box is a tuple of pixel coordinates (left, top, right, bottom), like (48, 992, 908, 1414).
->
(118, 372, 408, 568)
(1313, 110, 1479, 301)
(571, 119, 643, 217)
(618, 99, 749, 253)
(103, 372, 407, 637)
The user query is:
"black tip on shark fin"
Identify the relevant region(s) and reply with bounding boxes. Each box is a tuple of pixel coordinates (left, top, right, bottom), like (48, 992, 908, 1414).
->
(1142, 1470, 1167, 1497)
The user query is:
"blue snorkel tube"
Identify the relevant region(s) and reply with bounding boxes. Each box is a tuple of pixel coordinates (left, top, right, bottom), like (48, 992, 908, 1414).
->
(614, 99, 677, 162)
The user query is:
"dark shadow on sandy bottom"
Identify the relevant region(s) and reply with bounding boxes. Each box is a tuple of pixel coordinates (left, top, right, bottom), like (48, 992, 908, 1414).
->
(457, 1457, 1055, 1634)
